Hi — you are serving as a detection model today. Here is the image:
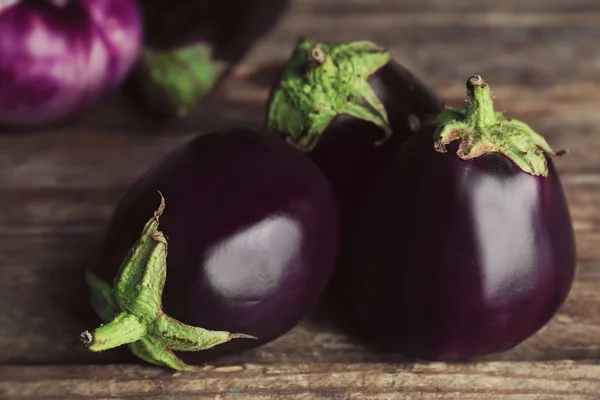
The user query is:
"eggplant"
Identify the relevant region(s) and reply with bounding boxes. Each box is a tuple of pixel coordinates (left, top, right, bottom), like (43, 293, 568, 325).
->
(347, 75, 576, 360)
(81, 128, 339, 370)
(132, 0, 290, 117)
(266, 39, 444, 282)
(0, 0, 142, 126)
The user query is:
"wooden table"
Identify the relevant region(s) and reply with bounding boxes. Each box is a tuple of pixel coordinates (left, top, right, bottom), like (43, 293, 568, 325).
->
(1, 0, 600, 398)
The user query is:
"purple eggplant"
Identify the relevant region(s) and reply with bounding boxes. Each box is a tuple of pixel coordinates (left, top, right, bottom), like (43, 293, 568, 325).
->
(266, 39, 444, 282)
(0, 0, 142, 126)
(347, 75, 576, 360)
(131, 0, 290, 117)
(81, 128, 339, 370)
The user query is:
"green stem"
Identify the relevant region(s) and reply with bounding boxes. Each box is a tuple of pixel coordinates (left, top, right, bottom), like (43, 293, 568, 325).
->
(267, 39, 392, 151)
(134, 43, 227, 118)
(82, 192, 255, 371)
(82, 312, 146, 352)
(430, 74, 563, 176)
(464, 75, 497, 130)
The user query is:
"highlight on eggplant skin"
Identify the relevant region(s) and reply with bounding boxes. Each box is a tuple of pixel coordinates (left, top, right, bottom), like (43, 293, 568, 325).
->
(131, 0, 290, 118)
(266, 38, 445, 285)
(346, 75, 576, 361)
(85, 128, 340, 368)
(0, 0, 142, 126)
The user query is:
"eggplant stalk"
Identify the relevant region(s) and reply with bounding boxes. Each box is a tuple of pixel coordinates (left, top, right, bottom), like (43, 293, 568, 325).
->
(430, 74, 564, 177)
(267, 39, 393, 151)
(136, 44, 227, 118)
(81, 192, 255, 371)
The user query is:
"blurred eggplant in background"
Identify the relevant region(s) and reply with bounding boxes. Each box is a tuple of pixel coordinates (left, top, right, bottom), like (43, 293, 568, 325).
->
(132, 0, 290, 118)
(0, 0, 143, 127)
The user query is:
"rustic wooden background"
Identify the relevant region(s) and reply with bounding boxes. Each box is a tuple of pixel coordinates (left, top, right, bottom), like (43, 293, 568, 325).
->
(1, 0, 600, 398)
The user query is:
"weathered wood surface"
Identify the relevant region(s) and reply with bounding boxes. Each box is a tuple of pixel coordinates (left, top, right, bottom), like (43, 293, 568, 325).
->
(1, 0, 600, 398)
(2, 362, 600, 400)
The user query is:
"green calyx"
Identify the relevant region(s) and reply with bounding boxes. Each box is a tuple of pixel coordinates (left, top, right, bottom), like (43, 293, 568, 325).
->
(81, 192, 255, 371)
(136, 43, 227, 118)
(267, 39, 392, 151)
(431, 74, 564, 177)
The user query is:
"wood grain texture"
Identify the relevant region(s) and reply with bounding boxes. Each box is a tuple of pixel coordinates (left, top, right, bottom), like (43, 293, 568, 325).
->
(290, 0, 600, 13)
(1, 0, 600, 398)
(1, 361, 600, 400)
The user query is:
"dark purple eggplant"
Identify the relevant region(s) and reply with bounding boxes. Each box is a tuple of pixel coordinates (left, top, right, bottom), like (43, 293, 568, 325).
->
(347, 75, 576, 360)
(131, 0, 290, 117)
(266, 39, 444, 283)
(81, 128, 339, 370)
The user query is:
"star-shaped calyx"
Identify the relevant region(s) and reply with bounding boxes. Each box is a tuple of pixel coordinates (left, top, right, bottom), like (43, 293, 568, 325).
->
(267, 39, 392, 151)
(430, 74, 565, 176)
(135, 43, 227, 118)
(81, 192, 255, 371)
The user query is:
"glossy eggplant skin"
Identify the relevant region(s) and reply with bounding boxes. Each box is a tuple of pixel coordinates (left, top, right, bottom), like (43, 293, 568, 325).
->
(309, 59, 444, 204)
(91, 129, 339, 363)
(347, 127, 576, 361)
(307, 60, 444, 283)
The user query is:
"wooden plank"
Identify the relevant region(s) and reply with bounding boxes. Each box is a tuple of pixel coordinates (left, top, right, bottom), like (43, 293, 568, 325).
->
(0, 179, 598, 256)
(0, 134, 591, 191)
(278, 12, 600, 31)
(1, 361, 599, 399)
(245, 10, 600, 81)
(288, 0, 600, 13)
(0, 81, 598, 189)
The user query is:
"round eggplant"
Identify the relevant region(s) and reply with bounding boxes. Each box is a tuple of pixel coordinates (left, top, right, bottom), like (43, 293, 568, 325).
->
(81, 128, 339, 370)
(0, 0, 142, 126)
(347, 75, 576, 360)
(266, 39, 444, 283)
(131, 0, 290, 118)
